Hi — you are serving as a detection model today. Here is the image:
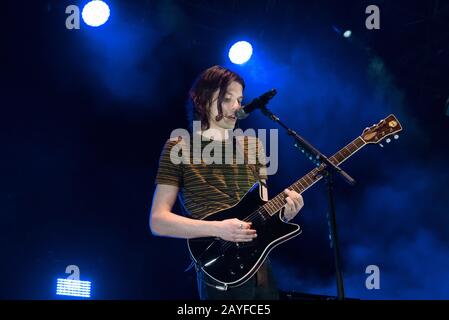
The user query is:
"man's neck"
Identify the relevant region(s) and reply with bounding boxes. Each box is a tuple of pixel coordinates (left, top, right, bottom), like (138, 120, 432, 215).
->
(199, 126, 231, 141)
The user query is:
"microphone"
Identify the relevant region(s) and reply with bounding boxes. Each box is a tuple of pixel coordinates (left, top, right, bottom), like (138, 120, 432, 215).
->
(236, 89, 277, 120)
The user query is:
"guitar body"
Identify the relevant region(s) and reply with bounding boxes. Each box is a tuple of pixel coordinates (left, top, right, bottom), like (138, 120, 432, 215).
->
(187, 183, 302, 288)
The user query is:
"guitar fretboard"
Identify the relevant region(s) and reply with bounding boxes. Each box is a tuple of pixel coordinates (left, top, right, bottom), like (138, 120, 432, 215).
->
(262, 136, 366, 215)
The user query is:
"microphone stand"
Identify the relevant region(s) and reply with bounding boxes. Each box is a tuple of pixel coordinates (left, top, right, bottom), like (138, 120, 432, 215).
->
(257, 104, 355, 300)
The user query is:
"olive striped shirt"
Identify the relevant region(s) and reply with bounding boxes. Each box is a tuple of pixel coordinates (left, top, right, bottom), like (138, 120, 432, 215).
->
(155, 133, 267, 219)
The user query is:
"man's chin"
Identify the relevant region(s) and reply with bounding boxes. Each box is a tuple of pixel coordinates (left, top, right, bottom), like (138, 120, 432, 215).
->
(223, 124, 236, 130)
(219, 121, 236, 130)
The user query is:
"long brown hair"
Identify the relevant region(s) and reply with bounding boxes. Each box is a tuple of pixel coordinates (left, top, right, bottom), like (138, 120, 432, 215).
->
(186, 65, 245, 131)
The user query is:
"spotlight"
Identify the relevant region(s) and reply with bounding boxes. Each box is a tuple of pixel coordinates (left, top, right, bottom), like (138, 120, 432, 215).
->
(56, 279, 91, 298)
(228, 41, 253, 65)
(82, 1, 110, 27)
(343, 30, 352, 38)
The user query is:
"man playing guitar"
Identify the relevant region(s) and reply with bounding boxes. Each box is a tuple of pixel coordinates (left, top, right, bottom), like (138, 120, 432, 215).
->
(150, 65, 304, 300)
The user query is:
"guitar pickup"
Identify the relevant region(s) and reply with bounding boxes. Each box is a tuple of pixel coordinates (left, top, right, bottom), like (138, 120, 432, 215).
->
(236, 240, 257, 248)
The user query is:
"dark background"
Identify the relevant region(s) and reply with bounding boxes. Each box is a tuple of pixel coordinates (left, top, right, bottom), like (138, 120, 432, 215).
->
(1, 0, 449, 299)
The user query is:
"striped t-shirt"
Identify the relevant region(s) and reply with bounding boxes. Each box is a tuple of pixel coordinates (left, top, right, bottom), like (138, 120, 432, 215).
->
(155, 133, 267, 219)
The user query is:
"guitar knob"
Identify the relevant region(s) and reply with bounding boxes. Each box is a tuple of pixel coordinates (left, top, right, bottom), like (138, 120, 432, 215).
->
(394, 134, 399, 140)
(386, 138, 391, 143)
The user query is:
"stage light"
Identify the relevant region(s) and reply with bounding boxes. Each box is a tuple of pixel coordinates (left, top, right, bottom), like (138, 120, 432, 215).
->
(229, 41, 253, 65)
(343, 30, 352, 38)
(56, 279, 91, 298)
(81, 1, 110, 27)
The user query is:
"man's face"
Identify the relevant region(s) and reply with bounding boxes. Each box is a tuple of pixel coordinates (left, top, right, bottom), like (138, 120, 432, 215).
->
(208, 81, 243, 130)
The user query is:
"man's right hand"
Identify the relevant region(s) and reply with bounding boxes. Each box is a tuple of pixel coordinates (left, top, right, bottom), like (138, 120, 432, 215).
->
(216, 218, 257, 242)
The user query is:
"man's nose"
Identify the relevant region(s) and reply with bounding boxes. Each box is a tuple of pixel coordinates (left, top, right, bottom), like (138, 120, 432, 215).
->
(232, 100, 242, 112)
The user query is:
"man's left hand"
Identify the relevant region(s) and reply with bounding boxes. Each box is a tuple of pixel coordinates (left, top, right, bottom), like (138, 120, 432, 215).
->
(283, 189, 304, 221)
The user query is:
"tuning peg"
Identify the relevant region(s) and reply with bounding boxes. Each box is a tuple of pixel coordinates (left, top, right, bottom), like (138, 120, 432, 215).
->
(394, 134, 399, 140)
(379, 143, 384, 148)
(386, 138, 391, 143)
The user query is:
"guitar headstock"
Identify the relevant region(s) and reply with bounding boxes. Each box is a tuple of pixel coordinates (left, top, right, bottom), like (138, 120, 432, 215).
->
(361, 114, 403, 145)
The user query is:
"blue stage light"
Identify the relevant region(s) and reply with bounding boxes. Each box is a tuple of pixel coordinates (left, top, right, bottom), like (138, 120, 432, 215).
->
(82, 1, 110, 27)
(56, 279, 91, 298)
(229, 41, 253, 65)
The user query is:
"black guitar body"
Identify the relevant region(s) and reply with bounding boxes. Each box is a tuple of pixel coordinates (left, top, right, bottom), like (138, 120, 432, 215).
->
(187, 183, 302, 288)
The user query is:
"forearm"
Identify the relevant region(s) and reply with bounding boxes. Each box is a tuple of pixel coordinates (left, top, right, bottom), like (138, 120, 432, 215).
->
(150, 210, 219, 239)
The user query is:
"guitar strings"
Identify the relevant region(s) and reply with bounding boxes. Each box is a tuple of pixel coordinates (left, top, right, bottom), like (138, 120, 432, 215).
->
(215, 137, 368, 252)
(219, 201, 283, 252)
(217, 175, 313, 252)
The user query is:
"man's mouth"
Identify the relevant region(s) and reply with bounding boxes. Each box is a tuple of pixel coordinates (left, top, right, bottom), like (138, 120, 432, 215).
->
(224, 115, 236, 121)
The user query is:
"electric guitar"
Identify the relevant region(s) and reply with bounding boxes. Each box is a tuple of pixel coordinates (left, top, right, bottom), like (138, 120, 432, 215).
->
(187, 114, 402, 289)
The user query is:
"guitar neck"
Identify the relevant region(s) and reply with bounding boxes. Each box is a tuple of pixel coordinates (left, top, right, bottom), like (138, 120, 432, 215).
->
(263, 136, 367, 215)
